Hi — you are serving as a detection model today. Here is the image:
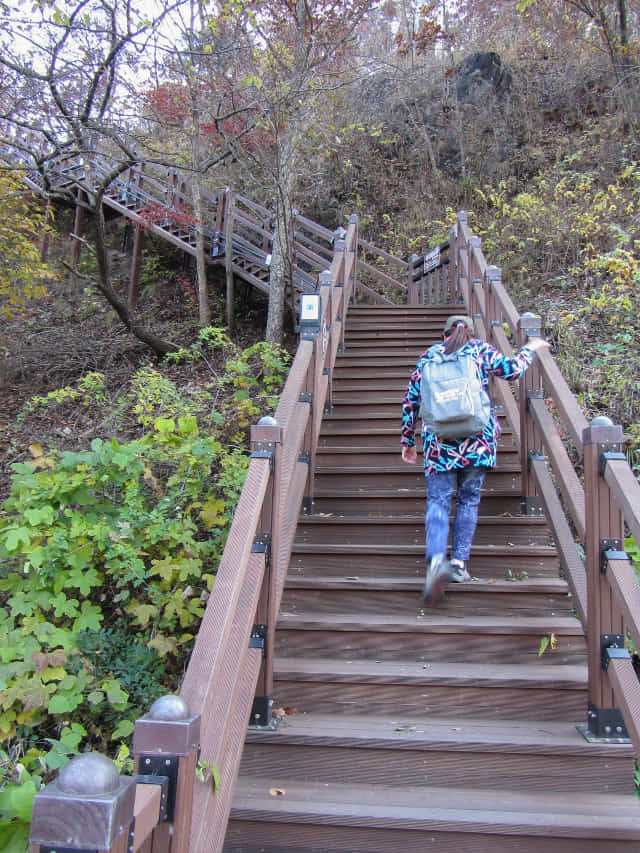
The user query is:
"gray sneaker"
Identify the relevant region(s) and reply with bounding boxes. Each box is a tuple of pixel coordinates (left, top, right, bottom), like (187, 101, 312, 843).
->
(450, 558, 471, 582)
(423, 554, 454, 604)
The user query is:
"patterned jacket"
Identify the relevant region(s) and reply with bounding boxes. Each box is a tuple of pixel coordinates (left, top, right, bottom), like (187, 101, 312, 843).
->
(401, 339, 534, 475)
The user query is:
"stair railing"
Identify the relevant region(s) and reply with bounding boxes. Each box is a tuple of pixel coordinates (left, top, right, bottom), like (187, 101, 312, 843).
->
(28, 215, 359, 853)
(449, 209, 640, 757)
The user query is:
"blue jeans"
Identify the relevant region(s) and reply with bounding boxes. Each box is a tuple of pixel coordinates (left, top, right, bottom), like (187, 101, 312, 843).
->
(425, 466, 486, 563)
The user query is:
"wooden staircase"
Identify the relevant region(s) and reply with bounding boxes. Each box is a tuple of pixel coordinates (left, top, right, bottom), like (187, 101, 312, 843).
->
(225, 304, 639, 851)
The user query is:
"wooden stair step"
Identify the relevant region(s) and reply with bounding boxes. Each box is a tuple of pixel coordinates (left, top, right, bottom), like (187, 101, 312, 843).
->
(294, 514, 551, 546)
(311, 493, 526, 516)
(226, 778, 640, 852)
(314, 469, 523, 490)
(275, 612, 586, 665)
(288, 549, 559, 578)
(281, 576, 574, 617)
(240, 713, 635, 794)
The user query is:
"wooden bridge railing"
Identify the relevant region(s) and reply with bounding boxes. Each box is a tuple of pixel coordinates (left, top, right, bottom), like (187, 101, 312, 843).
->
(26, 200, 640, 851)
(28, 216, 359, 853)
(449, 209, 640, 754)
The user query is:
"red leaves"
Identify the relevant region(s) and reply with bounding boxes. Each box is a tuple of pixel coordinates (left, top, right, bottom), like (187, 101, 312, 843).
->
(138, 203, 197, 231)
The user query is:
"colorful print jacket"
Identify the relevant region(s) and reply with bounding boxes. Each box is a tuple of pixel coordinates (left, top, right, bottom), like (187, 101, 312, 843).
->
(401, 339, 534, 475)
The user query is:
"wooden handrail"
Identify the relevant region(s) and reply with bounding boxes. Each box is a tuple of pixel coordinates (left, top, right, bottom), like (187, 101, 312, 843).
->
(449, 209, 640, 759)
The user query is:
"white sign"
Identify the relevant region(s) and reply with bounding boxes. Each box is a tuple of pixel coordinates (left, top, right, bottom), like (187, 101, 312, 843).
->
(300, 294, 320, 323)
(424, 247, 440, 273)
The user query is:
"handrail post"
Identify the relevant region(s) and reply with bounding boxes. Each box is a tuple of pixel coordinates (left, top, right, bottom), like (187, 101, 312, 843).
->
(249, 417, 283, 726)
(30, 753, 136, 853)
(320, 270, 334, 411)
(347, 213, 359, 305)
(448, 224, 458, 303)
(407, 253, 419, 304)
(582, 416, 629, 741)
(133, 695, 202, 853)
(518, 311, 544, 514)
(456, 211, 470, 310)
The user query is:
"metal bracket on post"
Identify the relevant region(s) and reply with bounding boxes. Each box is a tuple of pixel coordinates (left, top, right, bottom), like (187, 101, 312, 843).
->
(299, 391, 313, 411)
(250, 695, 275, 728)
(526, 390, 544, 410)
(599, 449, 626, 476)
(249, 623, 267, 658)
(250, 444, 274, 472)
(599, 539, 627, 574)
(601, 634, 630, 671)
(40, 848, 96, 853)
(132, 774, 169, 823)
(252, 534, 271, 568)
(580, 702, 630, 743)
(138, 756, 178, 821)
(521, 496, 545, 517)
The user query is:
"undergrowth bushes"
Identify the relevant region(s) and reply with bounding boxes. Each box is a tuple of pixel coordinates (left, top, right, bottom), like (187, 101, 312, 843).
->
(470, 138, 640, 466)
(0, 327, 290, 850)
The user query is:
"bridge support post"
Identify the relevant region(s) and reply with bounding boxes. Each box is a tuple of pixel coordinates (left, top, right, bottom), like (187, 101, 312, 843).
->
(70, 188, 86, 283)
(518, 312, 544, 513)
(128, 223, 145, 310)
(581, 416, 630, 742)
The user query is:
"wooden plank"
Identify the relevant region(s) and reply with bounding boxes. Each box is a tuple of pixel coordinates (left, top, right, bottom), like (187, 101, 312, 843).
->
(132, 784, 161, 852)
(604, 457, 640, 549)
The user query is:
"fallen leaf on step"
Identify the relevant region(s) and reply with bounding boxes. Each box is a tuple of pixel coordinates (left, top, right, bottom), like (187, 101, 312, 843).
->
(273, 707, 287, 718)
(488, 578, 496, 584)
(269, 788, 286, 796)
(344, 576, 360, 581)
(284, 706, 298, 715)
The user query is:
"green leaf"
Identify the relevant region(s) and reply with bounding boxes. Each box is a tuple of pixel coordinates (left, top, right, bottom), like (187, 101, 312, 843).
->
(103, 679, 129, 709)
(111, 719, 135, 740)
(87, 690, 105, 706)
(49, 691, 83, 714)
(3, 527, 31, 552)
(73, 601, 103, 632)
(0, 779, 38, 822)
(0, 820, 31, 853)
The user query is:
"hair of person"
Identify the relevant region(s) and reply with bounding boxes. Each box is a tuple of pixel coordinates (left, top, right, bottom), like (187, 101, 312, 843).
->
(444, 323, 472, 354)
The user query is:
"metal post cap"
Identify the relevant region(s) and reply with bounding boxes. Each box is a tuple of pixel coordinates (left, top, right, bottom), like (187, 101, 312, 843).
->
(521, 311, 538, 319)
(257, 415, 277, 427)
(58, 753, 120, 795)
(148, 694, 190, 721)
(591, 415, 615, 427)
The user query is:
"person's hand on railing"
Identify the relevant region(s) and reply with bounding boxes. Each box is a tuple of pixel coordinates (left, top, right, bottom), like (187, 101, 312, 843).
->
(526, 337, 551, 354)
(402, 445, 418, 465)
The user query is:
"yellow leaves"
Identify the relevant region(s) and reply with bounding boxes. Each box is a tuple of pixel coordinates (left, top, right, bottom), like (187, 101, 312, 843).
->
(199, 497, 227, 528)
(127, 602, 159, 628)
(0, 172, 57, 319)
(148, 634, 178, 657)
(538, 632, 557, 656)
(143, 464, 164, 498)
(28, 443, 55, 469)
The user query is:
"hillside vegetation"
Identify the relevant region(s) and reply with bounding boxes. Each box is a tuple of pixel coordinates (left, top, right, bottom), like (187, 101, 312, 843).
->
(2, 0, 640, 846)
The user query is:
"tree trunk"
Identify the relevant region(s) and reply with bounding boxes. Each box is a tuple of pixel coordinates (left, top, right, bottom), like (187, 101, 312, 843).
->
(93, 201, 179, 355)
(265, 188, 291, 345)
